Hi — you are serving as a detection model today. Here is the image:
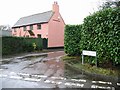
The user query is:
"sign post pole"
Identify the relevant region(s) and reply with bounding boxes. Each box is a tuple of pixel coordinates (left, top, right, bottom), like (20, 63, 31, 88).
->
(82, 53, 84, 64)
(96, 56, 97, 67)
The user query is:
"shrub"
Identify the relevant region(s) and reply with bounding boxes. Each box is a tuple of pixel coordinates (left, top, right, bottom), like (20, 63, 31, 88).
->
(64, 8, 120, 65)
(2, 37, 46, 55)
(80, 8, 120, 65)
(64, 25, 82, 56)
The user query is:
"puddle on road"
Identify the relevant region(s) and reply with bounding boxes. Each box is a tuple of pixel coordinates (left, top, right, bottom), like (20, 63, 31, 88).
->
(44, 59, 65, 77)
(1, 51, 64, 65)
(1, 51, 65, 74)
(47, 51, 65, 59)
(23, 54, 47, 60)
(1, 54, 47, 65)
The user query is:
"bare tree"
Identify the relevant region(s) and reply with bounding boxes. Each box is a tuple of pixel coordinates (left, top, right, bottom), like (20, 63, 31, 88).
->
(0, 25, 11, 31)
(100, 0, 120, 9)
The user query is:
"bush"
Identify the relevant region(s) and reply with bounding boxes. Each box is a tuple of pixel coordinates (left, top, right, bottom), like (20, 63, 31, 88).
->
(64, 25, 82, 55)
(64, 8, 120, 65)
(80, 8, 120, 65)
(2, 37, 46, 55)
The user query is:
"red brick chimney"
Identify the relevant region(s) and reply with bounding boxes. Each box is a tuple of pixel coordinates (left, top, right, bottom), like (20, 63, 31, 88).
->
(52, 1, 59, 12)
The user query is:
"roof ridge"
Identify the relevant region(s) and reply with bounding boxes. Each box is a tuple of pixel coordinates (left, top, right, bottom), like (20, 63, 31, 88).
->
(20, 10, 53, 19)
(12, 10, 54, 27)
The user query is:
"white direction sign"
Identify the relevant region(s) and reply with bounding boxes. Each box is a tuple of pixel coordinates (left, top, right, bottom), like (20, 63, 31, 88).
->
(82, 50, 96, 56)
(82, 50, 97, 67)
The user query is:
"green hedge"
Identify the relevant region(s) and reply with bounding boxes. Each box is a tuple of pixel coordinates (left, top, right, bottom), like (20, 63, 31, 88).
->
(2, 36, 47, 55)
(64, 7, 120, 65)
(80, 8, 120, 65)
(64, 25, 82, 56)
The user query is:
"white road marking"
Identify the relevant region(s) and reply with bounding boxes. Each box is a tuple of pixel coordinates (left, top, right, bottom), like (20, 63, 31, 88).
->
(57, 82, 62, 85)
(65, 82, 84, 87)
(92, 81, 96, 83)
(24, 78, 41, 82)
(10, 72, 16, 75)
(31, 74, 39, 77)
(44, 79, 84, 87)
(51, 81, 56, 84)
(92, 81, 112, 85)
(44, 80, 62, 85)
(91, 85, 111, 89)
(71, 79, 86, 82)
(38, 75, 47, 78)
(32, 74, 47, 78)
(65, 82, 71, 86)
(64, 78, 66, 80)
(18, 73, 30, 76)
(44, 80, 51, 83)
(51, 76, 64, 80)
(0, 71, 118, 88)
(9, 76, 22, 79)
(98, 81, 112, 85)
(117, 83, 120, 86)
(0, 74, 8, 78)
(18, 73, 47, 78)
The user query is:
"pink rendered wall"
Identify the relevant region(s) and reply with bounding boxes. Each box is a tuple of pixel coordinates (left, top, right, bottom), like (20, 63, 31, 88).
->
(12, 23, 48, 38)
(48, 2, 65, 47)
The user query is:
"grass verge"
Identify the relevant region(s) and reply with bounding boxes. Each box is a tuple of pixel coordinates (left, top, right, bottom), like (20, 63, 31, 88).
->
(61, 55, 120, 77)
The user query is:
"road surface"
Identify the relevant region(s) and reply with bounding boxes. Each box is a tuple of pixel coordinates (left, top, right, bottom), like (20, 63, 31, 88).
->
(0, 51, 119, 89)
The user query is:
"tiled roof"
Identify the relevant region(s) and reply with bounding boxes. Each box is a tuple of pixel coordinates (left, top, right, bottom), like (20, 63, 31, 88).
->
(13, 11, 53, 28)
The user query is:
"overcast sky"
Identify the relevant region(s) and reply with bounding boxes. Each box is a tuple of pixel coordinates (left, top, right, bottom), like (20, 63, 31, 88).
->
(0, 0, 105, 27)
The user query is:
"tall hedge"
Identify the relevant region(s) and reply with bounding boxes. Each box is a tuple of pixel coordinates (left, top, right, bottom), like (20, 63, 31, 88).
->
(64, 7, 120, 65)
(2, 37, 46, 55)
(64, 25, 82, 55)
(80, 8, 120, 65)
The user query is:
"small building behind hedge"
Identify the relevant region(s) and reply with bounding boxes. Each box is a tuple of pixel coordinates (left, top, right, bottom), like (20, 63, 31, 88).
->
(0, 30, 12, 37)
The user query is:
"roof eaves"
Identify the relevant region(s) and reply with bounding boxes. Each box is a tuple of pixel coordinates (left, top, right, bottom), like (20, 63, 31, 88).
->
(12, 22, 48, 28)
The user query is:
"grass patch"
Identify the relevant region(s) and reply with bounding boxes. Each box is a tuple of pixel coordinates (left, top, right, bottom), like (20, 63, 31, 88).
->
(61, 55, 80, 64)
(62, 55, 120, 77)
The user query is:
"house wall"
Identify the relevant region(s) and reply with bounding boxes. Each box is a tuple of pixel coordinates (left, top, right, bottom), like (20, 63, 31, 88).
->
(48, 11, 65, 47)
(12, 23, 48, 38)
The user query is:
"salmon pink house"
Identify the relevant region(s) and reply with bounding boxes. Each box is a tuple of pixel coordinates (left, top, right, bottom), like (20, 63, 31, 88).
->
(12, 2, 65, 48)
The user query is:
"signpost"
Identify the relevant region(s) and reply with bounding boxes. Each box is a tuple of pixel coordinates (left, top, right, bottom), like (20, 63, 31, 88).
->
(82, 50, 97, 67)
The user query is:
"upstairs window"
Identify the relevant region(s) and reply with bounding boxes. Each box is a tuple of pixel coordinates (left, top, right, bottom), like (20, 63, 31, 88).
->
(30, 25, 33, 30)
(24, 26, 26, 31)
(37, 24, 41, 30)
(14, 28, 16, 32)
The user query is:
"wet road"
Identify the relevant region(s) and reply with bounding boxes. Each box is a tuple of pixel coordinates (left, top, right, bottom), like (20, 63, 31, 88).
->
(0, 51, 120, 89)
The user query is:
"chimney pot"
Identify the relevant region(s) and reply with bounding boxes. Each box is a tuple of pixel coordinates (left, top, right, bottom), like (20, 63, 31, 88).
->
(52, 1, 59, 12)
(56, 1, 58, 4)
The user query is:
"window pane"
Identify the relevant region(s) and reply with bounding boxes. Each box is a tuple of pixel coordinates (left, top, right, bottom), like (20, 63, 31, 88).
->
(14, 28, 16, 32)
(30, 25, 33, 30)
(37, 24, 41, 29)
(24, 26, 26, 31)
